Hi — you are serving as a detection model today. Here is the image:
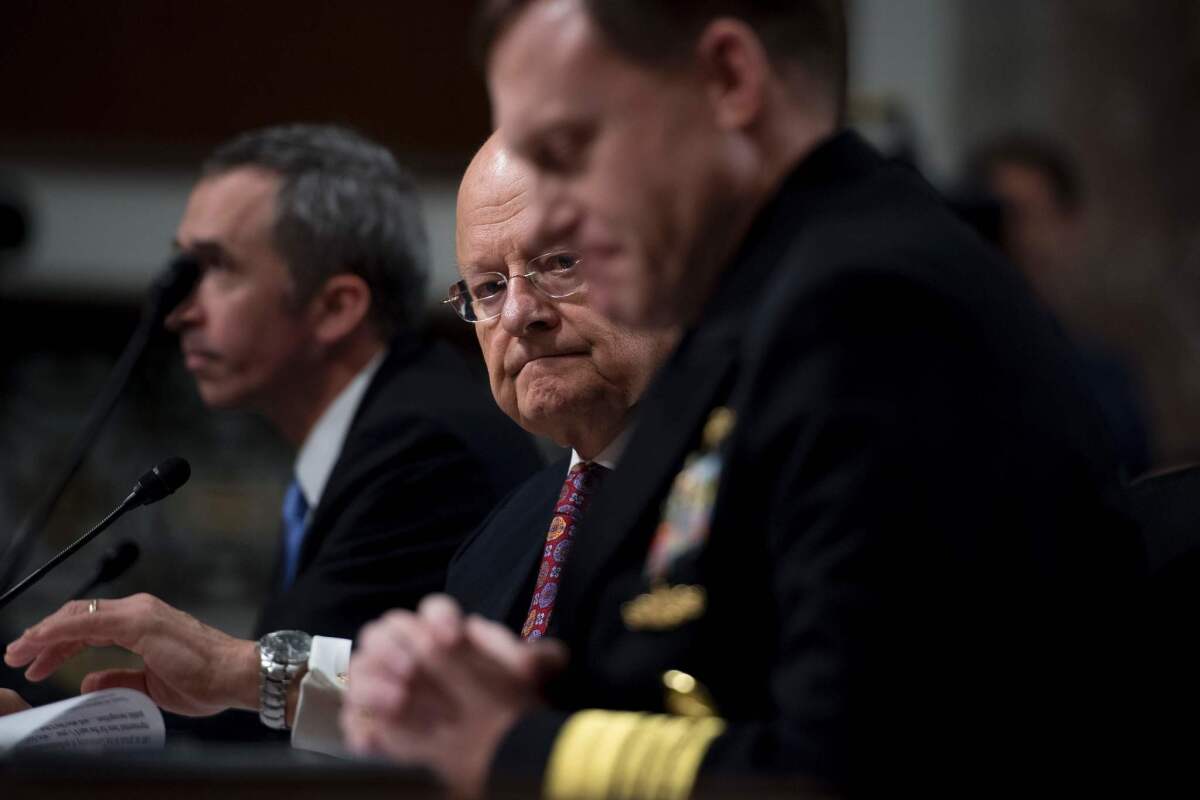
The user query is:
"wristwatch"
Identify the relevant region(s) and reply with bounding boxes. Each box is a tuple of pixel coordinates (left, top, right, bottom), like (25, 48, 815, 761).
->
(258, 630, 312, 730)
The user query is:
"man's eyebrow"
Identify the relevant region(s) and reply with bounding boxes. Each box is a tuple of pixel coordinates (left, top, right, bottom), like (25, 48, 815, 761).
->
(459, 260, 500, 277)
(174, 239, 231, 263)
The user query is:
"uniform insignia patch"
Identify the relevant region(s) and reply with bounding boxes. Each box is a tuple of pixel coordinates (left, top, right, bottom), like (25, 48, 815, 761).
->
(621, 582, 707, 631)
(644, 406, 735, 583)
(623, 407, 734, 631)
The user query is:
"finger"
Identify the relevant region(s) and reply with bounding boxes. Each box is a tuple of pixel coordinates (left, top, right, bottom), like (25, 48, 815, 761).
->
(353, 619, 421, 689)
(4, 632, 55, 669)
(347, 654, 454, 728)
(355, 608, 416, 650)
(6, 596, 142, 662)
(346, 627, 424, 719)
(347, 644, 458, 735)
(403, 622, 533, 719)
(464, 615, 521, 662)
(81, 668, 149, 696)
(378, 611, 438, 672)
(340, 697, 382, 756)
(340, 694, 429, 760)
(340, 686, 445, 764)
(341, 708, 373, 755)
(21, 640, 86, 682)
(527, 638, 570, 681)
(0, 688, 31, 716)
(462, 616, 567, 690)
(417, 594, 464, 648)
(345, 667, 411, 716)
(354, 613, 469, 733)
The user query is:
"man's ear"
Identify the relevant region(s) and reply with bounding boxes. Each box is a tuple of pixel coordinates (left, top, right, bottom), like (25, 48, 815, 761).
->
(695, 18, 771, 131)
(309, 273, 373, 345)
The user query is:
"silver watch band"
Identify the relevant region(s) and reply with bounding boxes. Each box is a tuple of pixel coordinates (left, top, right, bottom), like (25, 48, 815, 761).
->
(259, 650, 305, 730)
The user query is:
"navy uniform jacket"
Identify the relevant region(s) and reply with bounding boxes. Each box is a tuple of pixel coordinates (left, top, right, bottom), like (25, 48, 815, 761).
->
(489, 133, 1144, 795)
(254, 335, 543, 641)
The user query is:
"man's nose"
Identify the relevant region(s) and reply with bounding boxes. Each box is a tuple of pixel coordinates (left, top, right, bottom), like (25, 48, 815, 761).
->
(499, 275, 559, 337)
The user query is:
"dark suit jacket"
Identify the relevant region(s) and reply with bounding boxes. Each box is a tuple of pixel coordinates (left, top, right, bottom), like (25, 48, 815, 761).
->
(445, 457, 571, 633)
(254, 334, 543, 641)
(492, 133, 1144, 793)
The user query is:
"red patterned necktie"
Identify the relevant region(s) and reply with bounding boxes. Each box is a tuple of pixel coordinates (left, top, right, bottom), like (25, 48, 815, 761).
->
(521, 461, 608, 640)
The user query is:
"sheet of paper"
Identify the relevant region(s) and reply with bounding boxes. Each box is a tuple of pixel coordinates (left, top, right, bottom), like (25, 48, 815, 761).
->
(0, 688, 164, 753)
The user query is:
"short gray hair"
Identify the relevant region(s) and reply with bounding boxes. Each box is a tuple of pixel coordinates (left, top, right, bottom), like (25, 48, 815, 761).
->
(202, 124, 429, 339)
(475, 0, 848, 121)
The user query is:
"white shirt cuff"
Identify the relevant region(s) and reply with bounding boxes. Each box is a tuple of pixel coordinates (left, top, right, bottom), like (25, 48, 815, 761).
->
(290, 635, 351, 757)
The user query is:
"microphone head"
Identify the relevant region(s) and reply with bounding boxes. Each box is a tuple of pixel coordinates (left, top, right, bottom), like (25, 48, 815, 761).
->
(96, 541, 140, 584)
(147, 254, 200, 322)
(131, 456, 191, 507)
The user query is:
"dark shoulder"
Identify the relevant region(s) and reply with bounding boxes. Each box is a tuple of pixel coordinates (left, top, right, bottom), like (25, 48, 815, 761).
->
(735, 152, 1117, 472)
(365, 338, 496, 422)
(755, 152, 1064, 370)
(450, 457, 570, 572)
(344, 337, 543, 495)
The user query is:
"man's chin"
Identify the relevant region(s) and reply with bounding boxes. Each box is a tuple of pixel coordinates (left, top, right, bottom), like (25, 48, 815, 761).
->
(195, 381, 247, 411)
(517, 381, 585, 435)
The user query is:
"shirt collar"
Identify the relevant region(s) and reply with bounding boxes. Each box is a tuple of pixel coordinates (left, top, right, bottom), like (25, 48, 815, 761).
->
(294, 349, 387, 509)
(569, 424, 631, 473)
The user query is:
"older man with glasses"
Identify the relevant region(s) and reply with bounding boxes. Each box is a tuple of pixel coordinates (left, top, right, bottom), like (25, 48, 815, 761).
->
(439, 136, 675, 639)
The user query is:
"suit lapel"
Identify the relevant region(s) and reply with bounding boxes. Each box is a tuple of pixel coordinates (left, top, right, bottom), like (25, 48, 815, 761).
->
(295, 338, 424, 573)
(456, 462, 568, 629)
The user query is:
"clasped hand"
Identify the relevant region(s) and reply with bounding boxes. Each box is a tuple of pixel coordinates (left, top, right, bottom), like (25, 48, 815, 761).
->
(341, 594, 567, 799)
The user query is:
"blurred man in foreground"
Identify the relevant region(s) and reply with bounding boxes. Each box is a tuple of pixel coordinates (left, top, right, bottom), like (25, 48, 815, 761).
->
(340, 2, 1143, 796)
(4, 133, 674, 753)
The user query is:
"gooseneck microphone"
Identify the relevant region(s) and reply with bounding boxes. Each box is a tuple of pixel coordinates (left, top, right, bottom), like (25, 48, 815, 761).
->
(126, 456, 191, 507)
(0, 256, 199, 590)
(0, 457, 190, 612)
(70, 541, 141, 601)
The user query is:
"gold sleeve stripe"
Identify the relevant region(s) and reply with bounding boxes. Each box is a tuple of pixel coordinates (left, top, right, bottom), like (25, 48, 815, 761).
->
(544, 711, 727, 800)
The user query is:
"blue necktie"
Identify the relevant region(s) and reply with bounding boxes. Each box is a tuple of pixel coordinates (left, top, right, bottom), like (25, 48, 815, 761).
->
(280, 479, 310, 590)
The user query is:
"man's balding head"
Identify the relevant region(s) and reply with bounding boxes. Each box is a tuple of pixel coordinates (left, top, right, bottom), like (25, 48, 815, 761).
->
(453, 132, 675, 458)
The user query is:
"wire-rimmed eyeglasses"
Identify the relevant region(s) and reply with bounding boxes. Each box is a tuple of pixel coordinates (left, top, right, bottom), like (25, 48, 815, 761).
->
(443, 251, 585, 323)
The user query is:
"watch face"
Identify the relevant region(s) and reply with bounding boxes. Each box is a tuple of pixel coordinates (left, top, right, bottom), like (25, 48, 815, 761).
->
(261, 630, 312, 662)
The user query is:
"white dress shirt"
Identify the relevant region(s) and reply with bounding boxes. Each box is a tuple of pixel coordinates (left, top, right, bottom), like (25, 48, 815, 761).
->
(290, 428, 630, 756)
(294, 350, 386, 512)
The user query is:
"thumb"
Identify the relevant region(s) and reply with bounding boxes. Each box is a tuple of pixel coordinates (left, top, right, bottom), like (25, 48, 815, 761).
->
(82, 668, 150, 696)
(527, 638, 569, 679)
(464, 615, 570, 682)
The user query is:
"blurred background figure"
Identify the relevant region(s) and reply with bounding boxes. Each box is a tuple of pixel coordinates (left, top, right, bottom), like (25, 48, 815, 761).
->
(965, 133, 1086, 310)
(962, 132, 1151, 478)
